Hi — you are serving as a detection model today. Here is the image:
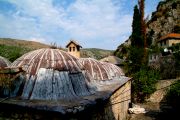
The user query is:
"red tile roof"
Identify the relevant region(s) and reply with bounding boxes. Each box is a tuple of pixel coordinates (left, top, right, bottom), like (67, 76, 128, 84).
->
(159, 33, 180, 42)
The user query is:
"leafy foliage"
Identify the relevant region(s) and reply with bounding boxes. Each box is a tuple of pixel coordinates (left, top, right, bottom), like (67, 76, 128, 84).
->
(0, 38, 51, 62)
(124, 1, 160, 103)
(166, 80, 180, 108)
(114, 44, 129, 59)
(81, 48, 113, 60)
(173, 24, 180, 33)
(173, 52, 180, 77)
(126, 47, 144, 75)
(131, 5, 143, 47)
(168, 43, 180, 77)
(132, 68, 160, 102)
(146, 29, 154, 47)
(0, 44, 32, 62)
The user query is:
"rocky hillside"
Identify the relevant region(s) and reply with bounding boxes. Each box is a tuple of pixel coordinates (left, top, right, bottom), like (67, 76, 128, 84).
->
(115, 0, 179, 56)
(147, 0, 180, 44)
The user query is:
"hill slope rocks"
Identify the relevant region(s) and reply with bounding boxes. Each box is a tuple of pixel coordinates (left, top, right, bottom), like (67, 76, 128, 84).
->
(147, 0, 180, 44)
(115, 0, 180, 55)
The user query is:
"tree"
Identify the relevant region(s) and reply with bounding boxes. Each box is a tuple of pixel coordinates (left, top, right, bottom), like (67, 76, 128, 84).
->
(128, 1, 160, 102)
(128, 5, 144, 73)
(139, 0, 148, 64)
(138, 0, 146, 43)
(131, 5, 143, 47)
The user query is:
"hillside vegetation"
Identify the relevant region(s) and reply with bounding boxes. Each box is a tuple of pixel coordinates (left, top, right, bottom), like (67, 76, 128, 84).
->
(0, 38, 50, 62)
(81, 48, 113, 60)
(0, 38, 50, 49)
(0, 38, 113, 62)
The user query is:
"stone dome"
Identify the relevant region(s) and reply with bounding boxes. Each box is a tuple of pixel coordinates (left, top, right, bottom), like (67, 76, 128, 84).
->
(79, 58, 124, 81)
(101, 62, 125, 77)
(4, 50, 131, 114)
(11, 48, 94, 100)
(11, 48, 83, 75)
(0, 56, 11, 68)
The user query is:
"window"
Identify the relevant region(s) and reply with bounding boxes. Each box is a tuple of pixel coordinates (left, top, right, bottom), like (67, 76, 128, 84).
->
(77, 47, 80, 51)
(160, 42, 162, 46)
(73, 47, 75, 51)
(164, 41, 166, 45)
(69, 47, 71, 52)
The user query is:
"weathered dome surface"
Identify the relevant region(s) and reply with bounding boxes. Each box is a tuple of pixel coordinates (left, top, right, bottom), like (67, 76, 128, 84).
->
(79, 58, 124, 81)
(101, 62, 125, 77)
(11, 48, 94, 100)
(11, 48, 83, 75)
(0, 56, 11, 68)
(3, 51, 131, 114)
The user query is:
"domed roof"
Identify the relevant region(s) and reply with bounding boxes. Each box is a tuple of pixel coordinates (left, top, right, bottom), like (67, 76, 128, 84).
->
(79, 58, 124, 81)
(5, 51, 131, 113)
(11, 48, 83, 75)
(101, 62, 125, 77)
(11, 48, 93, 100)
(0, 56, 11, 68)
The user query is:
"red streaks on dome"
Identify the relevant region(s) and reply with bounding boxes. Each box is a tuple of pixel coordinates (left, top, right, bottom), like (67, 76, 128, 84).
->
(79, 58, 125, 81)
(11, 48, 83, 75)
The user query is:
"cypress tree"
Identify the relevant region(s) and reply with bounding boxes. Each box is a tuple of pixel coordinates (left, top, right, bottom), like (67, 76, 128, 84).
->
(139, 0, 148, 64)
(131, 5, 143, 47)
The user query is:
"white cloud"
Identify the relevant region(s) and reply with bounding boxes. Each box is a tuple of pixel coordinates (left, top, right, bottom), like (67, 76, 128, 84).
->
(29, 37, 46, 43)
(0, 0, 133, 49)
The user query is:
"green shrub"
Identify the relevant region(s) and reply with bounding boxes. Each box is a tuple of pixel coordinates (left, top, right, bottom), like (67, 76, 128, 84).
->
(0, 44, 32, 62)
(132, 68, 160, 102)
(172, 2, 178, 9)
(174, 51, 180, 77)
(126, 47, 144, 75)
(166, 80, 180, 108)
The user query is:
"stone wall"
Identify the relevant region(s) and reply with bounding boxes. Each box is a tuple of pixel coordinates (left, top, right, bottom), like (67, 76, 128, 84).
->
(91, 80, 131, 120)
(169, 39, 180, 47)
(108, 80, 131, 120)
(147, 79, 179, 103)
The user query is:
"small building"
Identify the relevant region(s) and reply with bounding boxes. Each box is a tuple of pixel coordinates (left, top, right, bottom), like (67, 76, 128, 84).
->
(148, 53, 161, 69)
(66, 40, 82, 58)
(157, 33, 180, 48)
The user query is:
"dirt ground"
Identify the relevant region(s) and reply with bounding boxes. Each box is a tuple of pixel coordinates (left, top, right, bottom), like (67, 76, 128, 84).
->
(127, 102, 179, 120)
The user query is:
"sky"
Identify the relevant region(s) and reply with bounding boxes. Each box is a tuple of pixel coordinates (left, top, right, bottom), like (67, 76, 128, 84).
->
(0, 0, 161, 50)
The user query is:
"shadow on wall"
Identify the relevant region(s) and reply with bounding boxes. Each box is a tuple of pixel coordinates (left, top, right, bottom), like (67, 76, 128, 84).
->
(143, 79, 180, 120)
(0, 68, 25, 97)
(0, 87, 131, 120)
(0, 80, 131, 120)
(0, 64, 131, 120)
